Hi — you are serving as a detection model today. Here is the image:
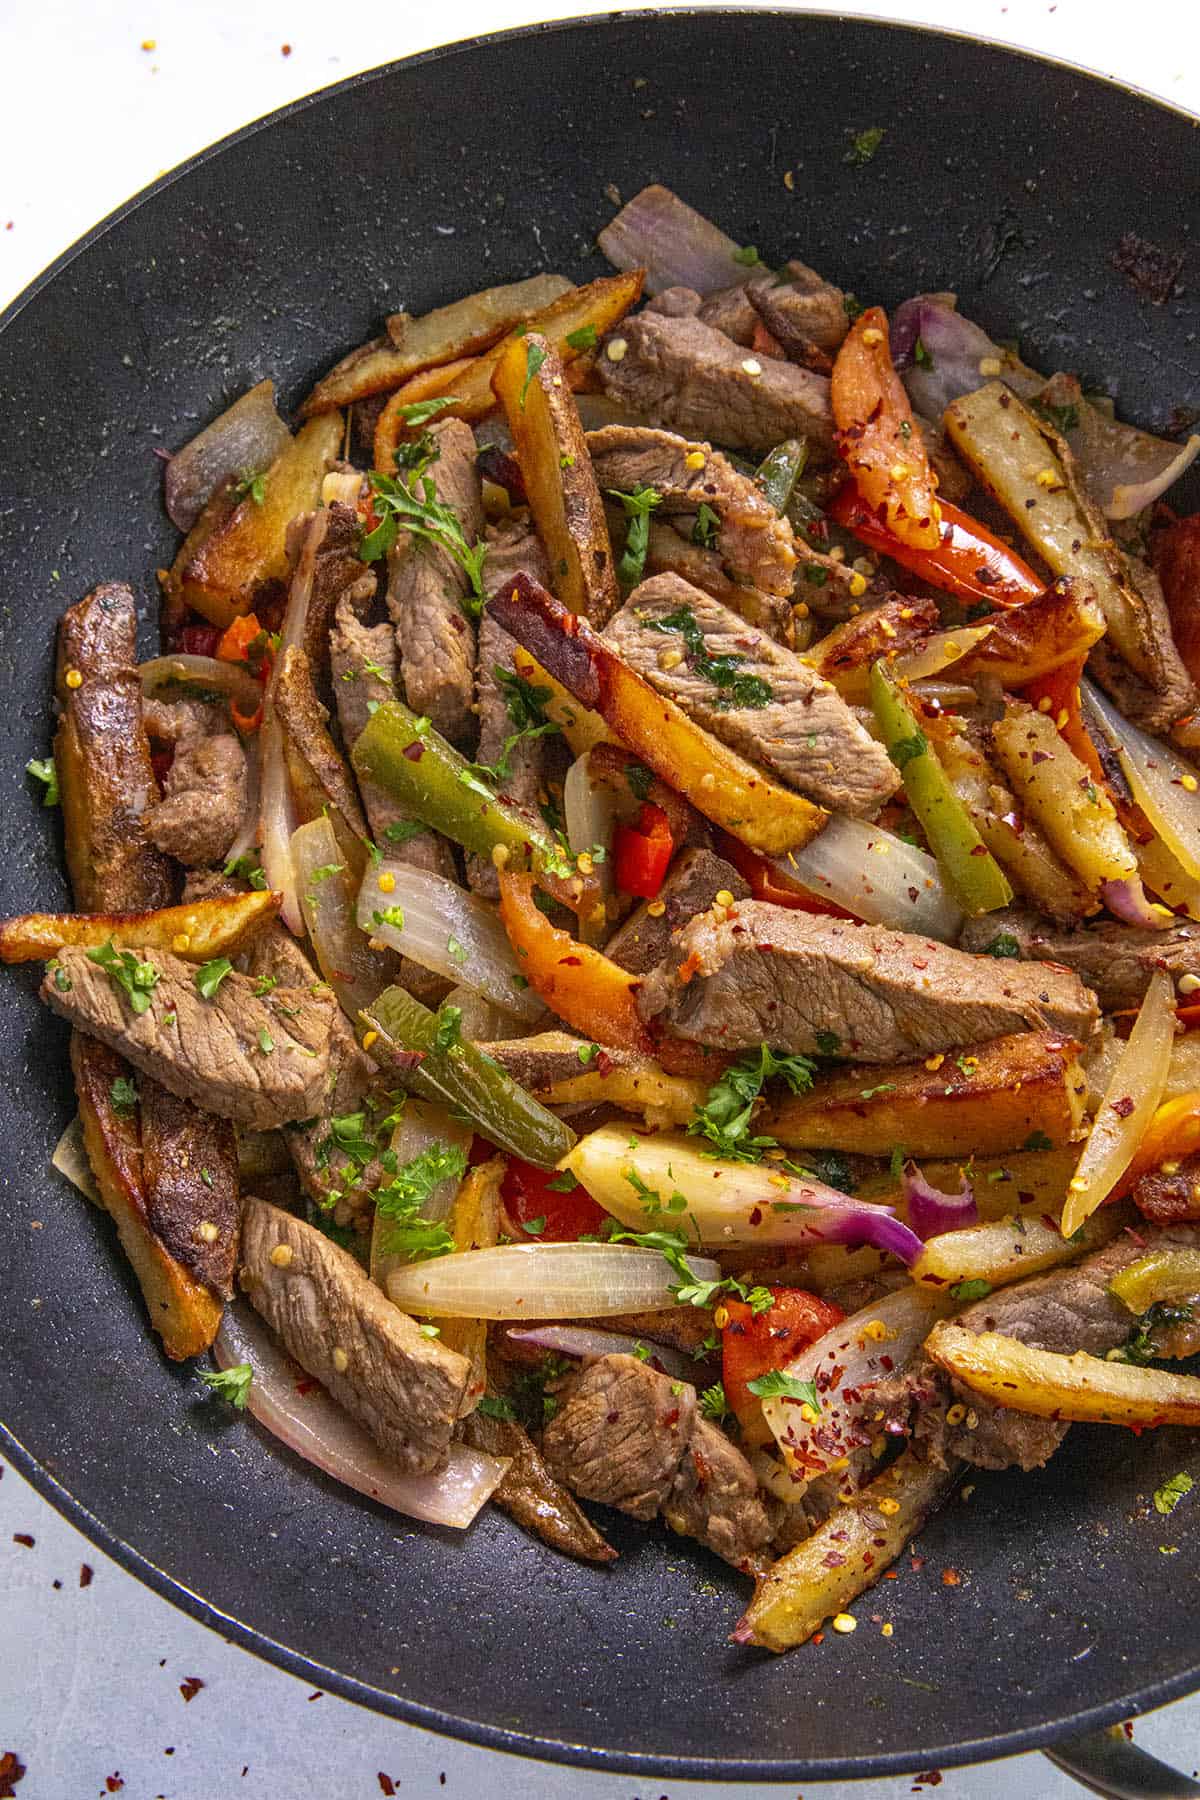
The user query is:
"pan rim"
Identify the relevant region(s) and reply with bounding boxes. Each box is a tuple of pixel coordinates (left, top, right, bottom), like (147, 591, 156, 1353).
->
(3, 7, 1199, 1778)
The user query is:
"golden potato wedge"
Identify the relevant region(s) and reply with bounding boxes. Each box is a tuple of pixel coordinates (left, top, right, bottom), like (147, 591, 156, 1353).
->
(991, 699, 1140, 895)
(859, 1146, 1081, 1221)
(911, 1199, 1125, 1292)
(174, 414, 343, 627)
(492, 331, 619, 626)
(0, 888, 279, 964)
(955, 578, 1105, 685)
(806, 597, 938, 695)
(509, 645, 614, 756)
(366, 273, 644, 428)
(926, 1320, 1200, 1426)
(72, 1035, 222, 1360)
(733, 1451, 959, 1651)
(55, 584, 174, 915)
(433, 1156, 504, 1414)
(766, 1031, 1088, 1158)
(372, 357, 477, 472)
(490, 572, 826, 854)
(526, 1061, 708, 1129)
(300, 274, 573, 416)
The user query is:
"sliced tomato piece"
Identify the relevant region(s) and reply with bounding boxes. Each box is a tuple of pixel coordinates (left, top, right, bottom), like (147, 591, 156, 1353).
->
(501, 1157, 609, 1242)
(722, 1287, 845, 1445)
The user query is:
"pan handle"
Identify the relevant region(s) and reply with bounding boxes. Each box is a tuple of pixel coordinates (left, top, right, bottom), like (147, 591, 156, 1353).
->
(1044, 1728, 1200, 1799)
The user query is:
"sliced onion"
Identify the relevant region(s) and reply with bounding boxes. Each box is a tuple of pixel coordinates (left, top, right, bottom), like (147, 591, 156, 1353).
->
(1060, 967, 1175, 1238)
(563, 1126, 925, 1266)
(1101, 875, 1171, 930)
(441, 983, 526, 1042)
(892, 623, 993, 685)
(892, 296, 1042, 419)
(139, 653, 264, 717)
(563, 752, 620, 943)
(384, 1242, 720, 1320)
(760, 1285, 947, 1480)
(369, 1097, 474, 1289)
(1084, 678, 1200, 883)
(293, 816, 390, 1019)
(598, 183, 763, 298)
(52, 1116, 98, 1204)
(1135, 833, 1200, 922)
(214, 1302, 508, 1528)
(164, 379, 290, 531)
(507, 1324, 699, 1381)
(358, 862, 542, 1022)
(903, 1161, 977, 1239)
(222, 729, 262, 870)
(767, 816, 963, 941)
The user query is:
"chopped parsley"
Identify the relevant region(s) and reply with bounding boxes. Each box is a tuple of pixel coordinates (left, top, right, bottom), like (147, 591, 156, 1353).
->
(109, 1076, 138, 1116)
(372, 1139, 468, 1261)
(1118, 1301, 1195, 1366)
(26, 755, 59, 806)
(519, 340, 548, 408)
(308, 863, 344, 886)
(578, 1042, 599, 1065)
(201, 1363, 253, 1408)
(609, 483, 662, 589)
(913, 337, 934, 369)
(257, 1025, 275, 1055)
(371, 904, 406, 931)
(521, 1215, 547, 1236)
(984, 933, 1022, 959)
(465, 663, 561, 785)
(384, 817, 429, 845)
(1034, 398, 1081, 435)
(732, 244, 762, 266)
(565, 322, 598, 351)
(699, 1382, 731, 1421)
(648, 602, 773, 710)
(477, 1394, 518, 1421)
(691, 502, 721, 550)
(1154, 1472, 1194, 1515)
(48, 961, 71, 993)
(224, 851, 269, 889)
(689, 1042, 816, 1163)
(845, 126, 885, 166)
(626, 761, 654, 802)
(432, 1003, 463, 1054)
(546, 1169, 580, 1193)
(814, 1029, 841, 1057)
(194, 957, 234, 1000)
(446, 935, 468, 965)
(949, 1279, 992, 1302)
(253, 974, 278, 997)
(605, 1221, 773, 1314)
(746, 1369, 821, 1410)
(888, 730, 928, 771)
(361, 462, 489, 616)
(1021, 1130, 1053, 1153)
(87, 941, 160, 1014)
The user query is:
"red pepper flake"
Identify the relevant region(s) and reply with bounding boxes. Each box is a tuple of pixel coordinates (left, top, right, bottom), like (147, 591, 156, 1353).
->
(178, 1676, 205, 1703)
(941, 1567, 962, 1586)
(595, 1050, 614, 1076)
(606, 1410, 620, 1424)
(969, 842, 990, 855)
(307, 1690, 323, 1702)
(884, 1569, 899, 1580)
(378, 1779, 396, 1797)
(749, 1205, 763, 1226)
(106, 1777, 125, 1793)
(79, 1563, 93, 1588)
(12, 1534, 33, 1549)
(910, 1555, 924, 1571)
(1122, 1719, 1135, 1739)
(0, 1751, 26, 1796)
(912, 1772, 943, 1791)
(296, 1377, 317, 1397)
(402, 740, 425, 761)
(281, 42, 293, 55)
(1111, 1095, 1135, 1118)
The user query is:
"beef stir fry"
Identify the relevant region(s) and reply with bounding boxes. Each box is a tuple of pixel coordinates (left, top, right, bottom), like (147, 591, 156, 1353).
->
(15, 182, 1200, 1651)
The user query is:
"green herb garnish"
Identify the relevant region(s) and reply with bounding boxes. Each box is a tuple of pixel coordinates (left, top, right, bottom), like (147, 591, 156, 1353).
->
(87, 941, 160, 1014)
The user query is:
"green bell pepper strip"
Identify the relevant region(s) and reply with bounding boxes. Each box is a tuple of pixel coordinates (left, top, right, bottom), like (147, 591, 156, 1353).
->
(755, 439, 808, 516)
(360, 983, 576, 1169)
(869, 661, 1013, 917)
(351, 698, 596, 916)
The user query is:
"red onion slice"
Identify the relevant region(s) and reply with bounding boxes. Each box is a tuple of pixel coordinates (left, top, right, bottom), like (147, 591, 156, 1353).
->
(164, 379, 290, 532)
(599, 183, 764, 298)
(1101, 875, 1172, 930)
(902, 1160, 978, 1239)
(507, 1324, 700, 1382)
(213, 1303, 509, 1528)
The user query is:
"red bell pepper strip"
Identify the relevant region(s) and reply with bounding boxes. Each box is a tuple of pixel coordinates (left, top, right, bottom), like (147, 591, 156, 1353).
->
(829, 485, 1044, 609)
(500, 1157, 609, 1243)
(613, 802, 674, 899)
(721, 1287, 845, 1445)
(831, 306, 940, 550)
(1110, 1091, 1200, 1201)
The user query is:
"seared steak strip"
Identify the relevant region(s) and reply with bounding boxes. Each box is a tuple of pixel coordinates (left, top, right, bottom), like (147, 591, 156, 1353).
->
(605, 846, 749, 975)
(239, 1196, 469, 1473)
(462, 1395, 617, 1564)
(139, 1080, 239, 1297)
(605, 573, 898, 815)
(273, 643, 369, 846)
(961, 907, 1200, 1011)
(43, 946, 334, 1130)
(638, 900, 1100, 1060)
(143, 696, 248, 870)
(542, 1352, 772, 1569)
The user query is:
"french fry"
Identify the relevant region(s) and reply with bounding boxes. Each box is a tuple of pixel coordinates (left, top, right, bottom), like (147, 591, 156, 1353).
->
(956, 578, 1105, 686)
(0, 889, 279, 965)
(525, 1063, 707, 1129)
(766, 1030, 1088, 1158)
(372, 357, 476, 471)
(509, 645, 613, 756)
(490, 573, 826, 855)
(492, 332, 619, 625)
(436, 1157, 504, 1414)
(991, 699, 1140, 895)
(911, 1200, 1126, 1292)
(926, 1320, 1200, 1426)
(301, 274, 573, 416)
(72, 1036, 222, 1360)
(732, 1452, 959, 1651)
(172, 415, 343, 628)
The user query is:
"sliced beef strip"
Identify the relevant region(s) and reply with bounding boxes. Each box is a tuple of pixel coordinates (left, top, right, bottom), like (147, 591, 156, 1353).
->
(645, 285, 703, 319)
(1132, 1153, 1200, 1225)
(55, 583, 175, 913)
(606, 847, 749, 975)
(747, 261, 849, 366)
(43, 946, 335, 1130)
(696, 285, 759, 345)
(478, 1030, 641, 1091)
(386, 419, 483, 744)
(643, 518, 793, 643)
(596, 310, 833, 457)
(587, 424, 797, 598)
(239, 1195, 469, 1474)
(542, 1353, 772, 1568)
(291, 501, 375, 683)
(139, 1081, 239, 1297)
(273, 643, 369, 844)
(880, 1222, 1200, 1473)
(606, 573, 898, 815)
(960, 906, 1200, 1012)
(143, 697, 248, 869)
(638, 901, 1100, 1061)
(462, 1399, 617, 1564)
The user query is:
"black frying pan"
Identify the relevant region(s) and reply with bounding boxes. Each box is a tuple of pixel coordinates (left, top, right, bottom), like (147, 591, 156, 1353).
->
(2, 12, 1199, 1785)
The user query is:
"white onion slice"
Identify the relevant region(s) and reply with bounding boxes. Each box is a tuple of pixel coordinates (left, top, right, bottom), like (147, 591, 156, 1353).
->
(52, 1116, 98, 1204)
(441, 983, 525, 1042)
(293, 817, 390, 1019)
(222, 729, 262, 871)
(507, 1324, 699, 1382)
(384, 1242, 719, 1320)
(258, 708, 300, 930)
(357, 862, 542, 1021)
(563, 752, 620, 943)
(760, 1286, 946, 1480)
(766, 816, 963, 941)
(369, 1097, 474, 1289)
(892, 623, 993, 685)
(1061, 968, 1175, 1237)
(139, 653, 263, 717)
(1084, 678, 1200, 883)
(598, 183, 761, 297)
(214, 1302, 508, 1528)
(164, 379, 290, 531)
(1135, 833, 1200, 922)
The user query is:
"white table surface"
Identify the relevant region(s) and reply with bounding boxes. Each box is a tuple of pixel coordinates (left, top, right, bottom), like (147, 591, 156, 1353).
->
(3, 2, 1199, 1795)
